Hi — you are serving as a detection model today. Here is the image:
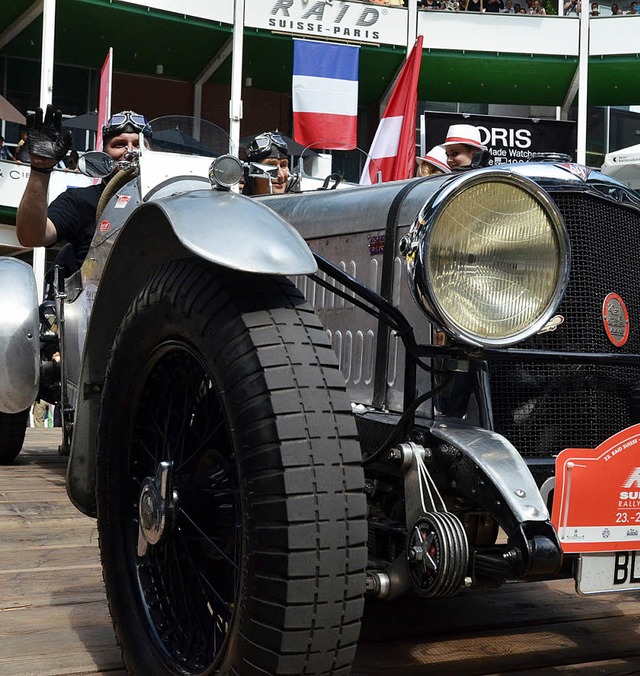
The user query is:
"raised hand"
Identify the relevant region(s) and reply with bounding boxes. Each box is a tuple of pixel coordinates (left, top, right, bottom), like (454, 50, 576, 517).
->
(26, 105, 73, 162)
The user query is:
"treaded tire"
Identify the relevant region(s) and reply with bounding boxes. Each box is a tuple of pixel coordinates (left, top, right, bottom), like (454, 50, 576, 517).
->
(0, 409, 29, 464)
(97, 258, 367, 675)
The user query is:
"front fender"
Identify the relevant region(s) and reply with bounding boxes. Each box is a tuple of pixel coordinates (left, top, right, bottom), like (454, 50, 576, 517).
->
(67, 188, 316, 516)
(430, 420, 550, 526)
(149, 188, 317, 274)
(430, 420, 562, 576)
(0, 258, 39, 413)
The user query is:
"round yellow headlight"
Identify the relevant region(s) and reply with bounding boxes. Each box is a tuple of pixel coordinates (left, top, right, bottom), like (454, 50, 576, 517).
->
(425, 174, 568, 346)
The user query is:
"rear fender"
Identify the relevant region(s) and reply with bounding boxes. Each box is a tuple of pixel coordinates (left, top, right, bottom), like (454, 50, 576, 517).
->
(0, 258, 39, 413)
(67, 190, 317, 516)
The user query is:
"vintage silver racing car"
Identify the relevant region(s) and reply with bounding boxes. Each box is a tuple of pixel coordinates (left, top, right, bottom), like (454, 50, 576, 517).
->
(2, 117, 640, 674)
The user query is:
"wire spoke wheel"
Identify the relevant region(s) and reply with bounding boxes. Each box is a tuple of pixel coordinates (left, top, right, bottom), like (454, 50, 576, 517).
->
(128, 344, 239, 670)
(96, 259, 366, 675)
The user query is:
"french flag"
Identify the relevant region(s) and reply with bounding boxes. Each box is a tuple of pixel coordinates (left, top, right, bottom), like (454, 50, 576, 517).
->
(292, 40, 359, 151)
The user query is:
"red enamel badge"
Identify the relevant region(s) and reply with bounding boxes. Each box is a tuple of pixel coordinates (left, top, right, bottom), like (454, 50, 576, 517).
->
(603, 292, 629, 347)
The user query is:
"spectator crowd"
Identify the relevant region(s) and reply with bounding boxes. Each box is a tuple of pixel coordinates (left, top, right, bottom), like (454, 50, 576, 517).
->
(358, 0, 639, 13)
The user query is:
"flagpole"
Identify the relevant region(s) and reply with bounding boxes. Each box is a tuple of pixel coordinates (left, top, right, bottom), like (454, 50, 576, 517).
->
(34, 0, 57, 303)
(407, 0, 417, 56)
(229, 0, 245, 158)
(576, 3, 588, 165)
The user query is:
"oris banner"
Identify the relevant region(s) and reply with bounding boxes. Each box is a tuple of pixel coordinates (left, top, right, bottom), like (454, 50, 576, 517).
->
(421, 112, 577, 166)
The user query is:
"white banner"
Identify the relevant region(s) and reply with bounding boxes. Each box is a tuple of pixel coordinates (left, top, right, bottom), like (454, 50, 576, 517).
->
(0, 161, 92, 210)
(246, 0, 407, 46)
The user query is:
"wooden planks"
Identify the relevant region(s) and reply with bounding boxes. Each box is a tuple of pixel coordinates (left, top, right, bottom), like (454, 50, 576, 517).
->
(0, 429, 123, 676)
(356, 612, 640, 675)
(3, 429, 640, 675)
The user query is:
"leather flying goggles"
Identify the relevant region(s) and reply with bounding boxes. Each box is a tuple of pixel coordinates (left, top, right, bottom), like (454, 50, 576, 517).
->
(102, 111, 149, 138)
(246, 131, 288, 162)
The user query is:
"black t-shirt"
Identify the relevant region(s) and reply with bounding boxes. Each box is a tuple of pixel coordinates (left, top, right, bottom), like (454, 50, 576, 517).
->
(48, 182, 105, 271)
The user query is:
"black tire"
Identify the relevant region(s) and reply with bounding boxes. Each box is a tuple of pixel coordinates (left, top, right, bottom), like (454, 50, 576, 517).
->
(0, 409, 29, 464)
(96, 258, 367, 675)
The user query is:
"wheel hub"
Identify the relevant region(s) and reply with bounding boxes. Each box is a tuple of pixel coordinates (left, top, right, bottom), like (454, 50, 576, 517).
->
(137, 461, 175, 557)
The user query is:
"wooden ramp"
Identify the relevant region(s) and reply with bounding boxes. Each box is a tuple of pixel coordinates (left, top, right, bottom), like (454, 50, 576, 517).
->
(2, 429, 640, 675)
(0, 429, 124, 676)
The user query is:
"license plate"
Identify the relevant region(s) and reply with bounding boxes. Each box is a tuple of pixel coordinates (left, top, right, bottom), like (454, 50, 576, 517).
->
(576, 551, 640, 595)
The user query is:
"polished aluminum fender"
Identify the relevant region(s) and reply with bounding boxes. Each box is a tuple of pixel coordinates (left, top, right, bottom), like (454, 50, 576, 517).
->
(0, 257, 39, 413)
(430, 420, 550, 525)
(147, 188, 317, 273)
(67, 188, 317, 516)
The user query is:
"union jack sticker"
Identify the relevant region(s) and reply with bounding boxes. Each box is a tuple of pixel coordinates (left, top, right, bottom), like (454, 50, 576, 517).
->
(368, 234, 385, 256)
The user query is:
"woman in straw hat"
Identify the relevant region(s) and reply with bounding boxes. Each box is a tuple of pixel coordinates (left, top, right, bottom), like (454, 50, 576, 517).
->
(440, 123, 487, 170)
(416, 145, 452, 177)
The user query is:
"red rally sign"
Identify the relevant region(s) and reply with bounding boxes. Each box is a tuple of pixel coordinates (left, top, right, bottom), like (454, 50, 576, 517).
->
(552, 424, 640, 553)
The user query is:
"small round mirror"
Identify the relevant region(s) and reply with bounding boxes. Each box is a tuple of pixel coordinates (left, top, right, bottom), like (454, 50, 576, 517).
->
(208, 154, 243, 190)
(78, 151, 115, 178)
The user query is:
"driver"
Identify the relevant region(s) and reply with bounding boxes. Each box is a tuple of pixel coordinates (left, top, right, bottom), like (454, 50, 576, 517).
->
(16, 106, 149, 273)
(242, 131, 290, 195)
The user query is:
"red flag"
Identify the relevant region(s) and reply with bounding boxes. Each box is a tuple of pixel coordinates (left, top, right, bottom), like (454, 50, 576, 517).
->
(96, 48, 113, 151)
(360, 36, 423, 185)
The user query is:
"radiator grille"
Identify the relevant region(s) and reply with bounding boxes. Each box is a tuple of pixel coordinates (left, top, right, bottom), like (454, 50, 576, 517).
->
(489, 192, 640, 457)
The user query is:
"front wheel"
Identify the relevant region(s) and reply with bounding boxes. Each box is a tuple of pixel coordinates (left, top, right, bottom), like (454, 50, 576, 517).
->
(0, 409, 29, 464)
(97, 259, 367, 675)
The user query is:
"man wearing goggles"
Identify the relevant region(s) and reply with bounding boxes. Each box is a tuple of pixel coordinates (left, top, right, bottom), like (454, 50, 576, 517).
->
(243, 131, 290, 196)
(16, 106, 149, 273)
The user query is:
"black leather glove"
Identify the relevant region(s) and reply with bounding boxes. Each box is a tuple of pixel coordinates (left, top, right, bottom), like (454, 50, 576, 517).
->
(25, 105, 73, 161)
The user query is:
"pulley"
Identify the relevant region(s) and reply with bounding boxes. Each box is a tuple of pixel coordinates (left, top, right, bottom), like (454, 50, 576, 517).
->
(407, 510, 469, 597)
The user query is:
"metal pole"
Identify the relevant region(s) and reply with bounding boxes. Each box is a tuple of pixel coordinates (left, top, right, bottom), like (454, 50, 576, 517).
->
(34, 0, 57, 302)
(40, 0, 55, 110)
(407, 0, 417, 55)
(229, 0, 245, 158)
(576, 7, 589, 165)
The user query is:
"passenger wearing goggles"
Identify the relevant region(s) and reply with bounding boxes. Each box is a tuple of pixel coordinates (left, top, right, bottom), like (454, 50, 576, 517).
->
(242, 131, 290, 196)
(17, 106, 149, 273)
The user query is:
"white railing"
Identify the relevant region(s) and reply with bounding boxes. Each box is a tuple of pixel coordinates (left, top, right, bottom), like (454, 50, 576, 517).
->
(589, 14, 640, 56)
(417, 12, 579, 56)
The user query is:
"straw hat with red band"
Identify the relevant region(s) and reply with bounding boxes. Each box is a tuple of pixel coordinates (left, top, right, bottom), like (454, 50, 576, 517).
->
(416, 145, 451, 173)
(440, 123, 486, 150)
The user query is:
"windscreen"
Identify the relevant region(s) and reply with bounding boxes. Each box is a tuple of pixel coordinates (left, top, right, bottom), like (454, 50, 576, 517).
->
(146, 116, 231, 158)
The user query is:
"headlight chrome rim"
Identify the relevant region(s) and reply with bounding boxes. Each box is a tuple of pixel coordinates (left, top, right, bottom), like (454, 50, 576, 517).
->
(409, 169, 569, 347)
